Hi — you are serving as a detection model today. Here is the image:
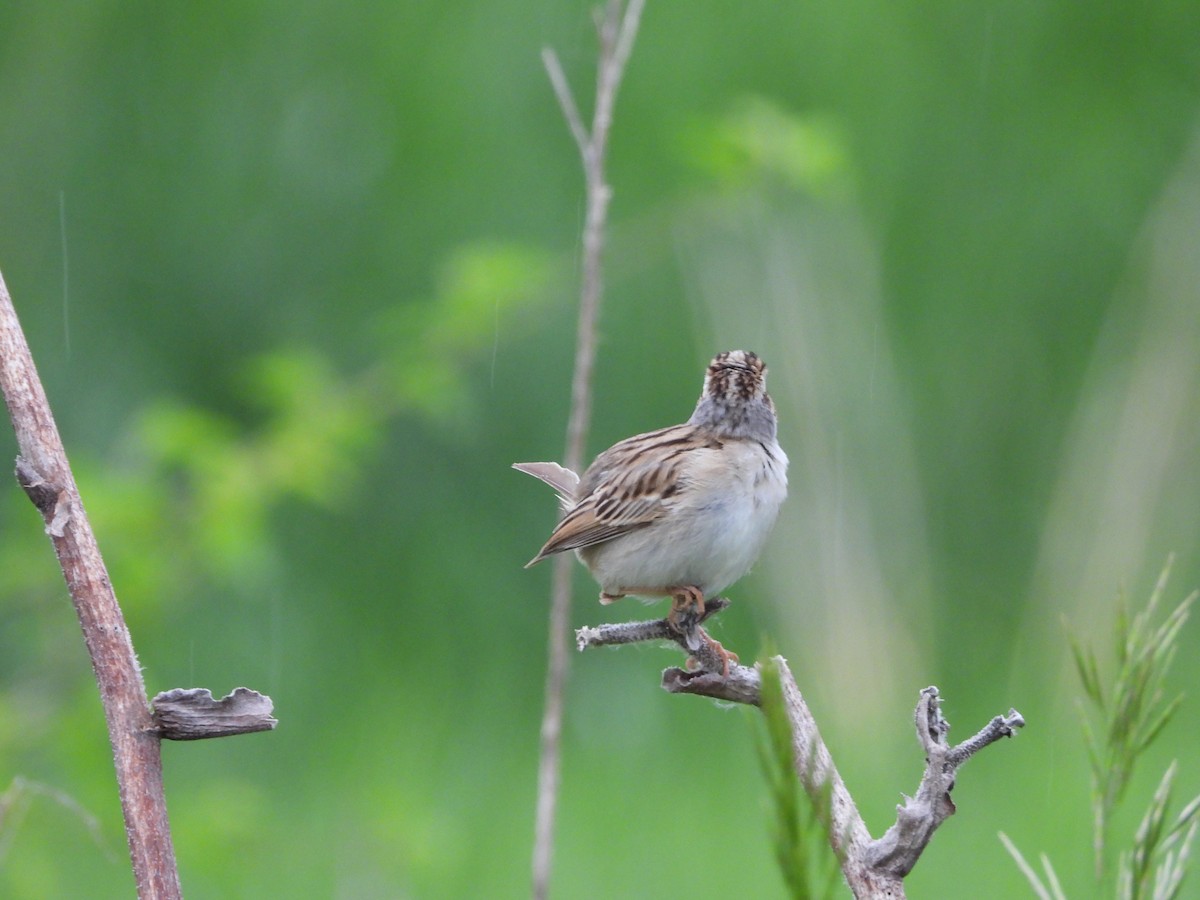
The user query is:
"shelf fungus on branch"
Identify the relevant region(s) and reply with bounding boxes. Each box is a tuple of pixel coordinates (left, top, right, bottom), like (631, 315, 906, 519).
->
(152, 687, 278, 741)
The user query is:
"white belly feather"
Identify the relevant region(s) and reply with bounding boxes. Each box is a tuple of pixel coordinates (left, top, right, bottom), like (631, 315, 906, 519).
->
(581, 438, 788, 598)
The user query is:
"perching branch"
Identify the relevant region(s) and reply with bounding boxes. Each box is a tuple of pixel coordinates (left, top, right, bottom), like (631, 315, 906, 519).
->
(578, 607, 1025, 898)
(532, 3, 646, 899)
(0, 268, 276, 898)
(578, 599, 763, 705)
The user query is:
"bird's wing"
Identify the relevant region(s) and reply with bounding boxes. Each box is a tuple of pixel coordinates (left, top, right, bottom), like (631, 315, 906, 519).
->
(524, 425, 720, 566)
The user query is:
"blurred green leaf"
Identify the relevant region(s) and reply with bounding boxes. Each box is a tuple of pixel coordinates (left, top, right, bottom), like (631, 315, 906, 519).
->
(683, 97, 853, 197)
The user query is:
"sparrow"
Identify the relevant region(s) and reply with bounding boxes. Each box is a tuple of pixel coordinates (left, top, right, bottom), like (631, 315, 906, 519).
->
(514, 350, 788, 674)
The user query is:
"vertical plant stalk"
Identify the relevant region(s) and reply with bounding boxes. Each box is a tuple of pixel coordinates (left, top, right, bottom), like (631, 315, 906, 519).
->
(0, 269, 182, 899)
(532, 2, 646, 897)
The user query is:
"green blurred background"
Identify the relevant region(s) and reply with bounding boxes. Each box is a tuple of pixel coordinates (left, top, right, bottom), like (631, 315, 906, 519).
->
(2, 2, 1200, 897)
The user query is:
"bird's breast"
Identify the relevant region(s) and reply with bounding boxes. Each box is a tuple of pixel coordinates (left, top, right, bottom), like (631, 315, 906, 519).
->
(583, 438, 787, 598)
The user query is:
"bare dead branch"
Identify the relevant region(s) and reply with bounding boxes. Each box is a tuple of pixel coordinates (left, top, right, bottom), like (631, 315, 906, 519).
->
(591, 0, 645, 170)
(577, 614, 1025, 898)
(541, 49, 589, 157)
(576, 597, 730, 648)
(1, 268, 278, 897)
(0, 268, 183, 899)
(575, 600, 763, 703)
(865, 688, 1025, 880)
(661, 664, 764, 706)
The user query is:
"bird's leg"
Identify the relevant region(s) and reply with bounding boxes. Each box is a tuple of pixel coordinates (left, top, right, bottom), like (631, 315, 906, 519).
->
(596, 585, 737, 677)
(667, 587, 738, 677)
(664, 586, 704, 652)
(685, 633, 738, 678)
(667, 585, 706, 628)
(601, 585, 706, 617)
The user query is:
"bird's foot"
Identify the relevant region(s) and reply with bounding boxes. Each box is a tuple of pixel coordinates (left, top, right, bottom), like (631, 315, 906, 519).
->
(685, 632, 738, 678)
(667, 585, 705, 626)
(666, 586, 707, 651)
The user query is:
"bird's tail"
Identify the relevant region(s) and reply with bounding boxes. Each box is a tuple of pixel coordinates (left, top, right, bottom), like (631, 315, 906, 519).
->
(512, 461, 579, 510)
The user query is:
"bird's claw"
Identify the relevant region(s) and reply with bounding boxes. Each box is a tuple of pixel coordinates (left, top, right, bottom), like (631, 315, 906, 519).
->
(684, 632, 737, 678)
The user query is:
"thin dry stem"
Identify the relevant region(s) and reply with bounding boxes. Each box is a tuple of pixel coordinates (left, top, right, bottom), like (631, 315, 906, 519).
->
(532, 3, 647, 898)
(541, 50, 589, 157)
